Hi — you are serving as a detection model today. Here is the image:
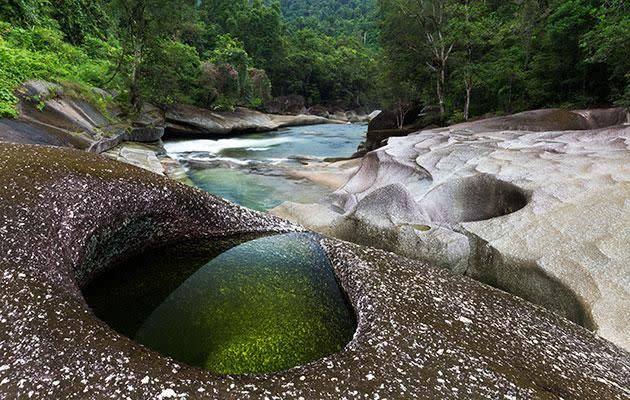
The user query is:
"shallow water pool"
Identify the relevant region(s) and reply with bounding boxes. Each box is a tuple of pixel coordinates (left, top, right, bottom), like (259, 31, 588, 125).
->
(164, 124, 366, 211)
(84, 233, 356, 374)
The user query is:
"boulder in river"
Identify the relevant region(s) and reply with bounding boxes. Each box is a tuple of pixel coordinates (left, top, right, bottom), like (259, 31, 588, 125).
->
(164, 104, 335, 139)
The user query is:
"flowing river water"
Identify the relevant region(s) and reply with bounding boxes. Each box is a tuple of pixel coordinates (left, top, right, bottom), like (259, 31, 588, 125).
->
(164, 123, 367, 211)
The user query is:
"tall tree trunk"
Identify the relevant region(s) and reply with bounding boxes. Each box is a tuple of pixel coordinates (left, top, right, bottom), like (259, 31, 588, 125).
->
(464, 75, 472, 121)
(464, 85, 471, 121)
(436, 70, 445, 116)
(130, 43, 143, 112)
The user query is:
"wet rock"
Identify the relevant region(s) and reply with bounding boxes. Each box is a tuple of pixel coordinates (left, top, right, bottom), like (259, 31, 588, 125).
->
(275, 108, 630, 349)
(0, 143, 628, 399)
(134, 233, 355, 375)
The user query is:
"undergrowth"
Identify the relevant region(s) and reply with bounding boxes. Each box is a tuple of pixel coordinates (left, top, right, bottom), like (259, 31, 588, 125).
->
(0, 21, 120, 118)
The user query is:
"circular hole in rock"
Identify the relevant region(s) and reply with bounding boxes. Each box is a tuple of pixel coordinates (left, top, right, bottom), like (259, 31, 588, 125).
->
(83, 232, 356, 375)
(418, 174, 529, 224)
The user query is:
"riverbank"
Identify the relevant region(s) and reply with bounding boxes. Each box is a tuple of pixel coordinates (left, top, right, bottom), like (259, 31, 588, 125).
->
(163, 104, 348, 139)
(0, 80, 363, 179)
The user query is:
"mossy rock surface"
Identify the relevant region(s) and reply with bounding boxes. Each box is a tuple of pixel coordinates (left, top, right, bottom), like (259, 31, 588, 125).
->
(134, 233, 355, 374)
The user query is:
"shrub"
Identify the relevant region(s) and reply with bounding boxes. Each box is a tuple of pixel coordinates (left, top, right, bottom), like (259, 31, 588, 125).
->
(0, 22, 119, 118)
(138, 40, 201, 105)
(197, 62, 240, 109)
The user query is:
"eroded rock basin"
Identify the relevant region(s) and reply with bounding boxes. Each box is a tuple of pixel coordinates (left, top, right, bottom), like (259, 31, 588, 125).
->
(0, 143, 628, 399)
(274, 111, 630, 350)
(84, 233, 356, 375)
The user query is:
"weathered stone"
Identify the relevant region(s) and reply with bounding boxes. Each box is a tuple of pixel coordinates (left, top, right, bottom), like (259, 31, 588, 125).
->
(165, 104, 334, 138)
(133, 103, 165, 128)
(453, 107, 627, 132)
(127, 126, 165, 143)
(0, 143, 628, 398)
(275, 108, 630, 350)
(104, 145, 165, 175)
(0, 119, 77, 147)
(0, 80, 133, 154)
(16, 80, 116, 149)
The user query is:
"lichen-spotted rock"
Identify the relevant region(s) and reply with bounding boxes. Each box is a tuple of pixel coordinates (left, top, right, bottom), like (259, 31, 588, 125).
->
(0, 143, 628, 399)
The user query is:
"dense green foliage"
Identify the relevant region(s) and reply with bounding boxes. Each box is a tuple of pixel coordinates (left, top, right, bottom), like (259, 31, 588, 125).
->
(0, 0, 627, 120)
(379, 0, 629, 123)
(0, 21, 117, 117)
(282, 0, 379, 47)
(0, 0, 378, 116)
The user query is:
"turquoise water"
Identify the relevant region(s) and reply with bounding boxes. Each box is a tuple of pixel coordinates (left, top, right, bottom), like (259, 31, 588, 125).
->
(164, 124, 366, 210)
(84, 233, 356, 374)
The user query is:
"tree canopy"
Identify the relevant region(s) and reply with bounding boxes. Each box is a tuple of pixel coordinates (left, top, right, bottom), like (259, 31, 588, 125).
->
(378, 0, 629, 123)
(0, 0, 627, 120)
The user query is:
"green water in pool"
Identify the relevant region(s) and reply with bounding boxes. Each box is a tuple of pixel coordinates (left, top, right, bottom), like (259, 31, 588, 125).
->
(83, 233, 356, 375)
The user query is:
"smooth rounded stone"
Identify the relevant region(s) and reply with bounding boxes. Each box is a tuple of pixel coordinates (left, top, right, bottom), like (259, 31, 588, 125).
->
(104, 144, 165, 175)
(272, 202, 341, 237)
(274, 109, 630, 349)
(1, 80, 156, 156)
(329, 183, 471, 274)
(0, 143, 628, 398)
(447, 107, 628, 132)
(0, 119, 75, 147)
(164, 104, 334, 139)
(135, 233, 355, 374)
(15, 80, 115, 150)
(127, 126, 165, 143)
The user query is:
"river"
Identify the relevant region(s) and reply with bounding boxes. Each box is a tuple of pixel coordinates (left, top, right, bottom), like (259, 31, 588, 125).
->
(164, 123, 366, 211)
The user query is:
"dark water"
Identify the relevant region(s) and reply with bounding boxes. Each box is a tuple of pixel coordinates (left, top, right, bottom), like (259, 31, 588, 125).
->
(83, 233, 356, 374)
(164, 124, 366, 211)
